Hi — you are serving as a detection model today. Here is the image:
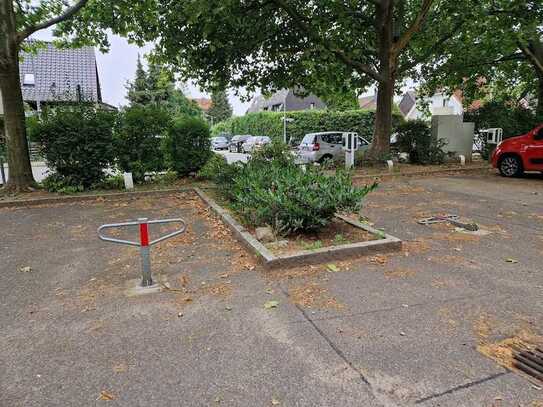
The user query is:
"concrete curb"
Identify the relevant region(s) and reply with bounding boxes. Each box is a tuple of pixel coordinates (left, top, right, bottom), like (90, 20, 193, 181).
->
(0, 188, 192, 208)
(351, 165, 492, 182)
(194, 188, 402, 269)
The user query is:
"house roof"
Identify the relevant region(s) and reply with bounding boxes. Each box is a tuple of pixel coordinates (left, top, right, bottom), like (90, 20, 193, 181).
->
(191, 97, 212, 111)
(19, 42, 101, 103)
(399, 91, 416, 117)
(358, 94, 377, 110)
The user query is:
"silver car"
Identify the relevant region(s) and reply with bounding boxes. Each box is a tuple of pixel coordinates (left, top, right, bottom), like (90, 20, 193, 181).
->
(242, 136, 271, 153)
(297, 131, 370, 163)
(211, 136, 229, 150)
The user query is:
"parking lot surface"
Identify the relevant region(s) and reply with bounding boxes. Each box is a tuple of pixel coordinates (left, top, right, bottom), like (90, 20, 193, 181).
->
(1, 172, 542, 406)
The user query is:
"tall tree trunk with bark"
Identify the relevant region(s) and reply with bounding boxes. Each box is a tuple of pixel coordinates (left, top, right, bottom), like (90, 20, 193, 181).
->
(0, 0, 36, 191)
(367, 0, 395, 160)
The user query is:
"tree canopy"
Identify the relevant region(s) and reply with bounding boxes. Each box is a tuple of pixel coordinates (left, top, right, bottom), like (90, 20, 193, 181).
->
(417, 0, 543, 116)
(208, 90, 233, 123)
(61, 0, 478, 158)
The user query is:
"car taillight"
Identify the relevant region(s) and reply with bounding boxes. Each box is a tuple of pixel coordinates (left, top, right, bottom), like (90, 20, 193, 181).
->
(312, 143, 320, 151)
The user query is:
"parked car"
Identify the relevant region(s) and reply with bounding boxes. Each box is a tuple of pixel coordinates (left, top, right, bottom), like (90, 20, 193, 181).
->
(211, 136, 229, 150)
(242, 136, 271, 153)
(297, 131, 371, 163)
(491, 124, 543, 177)
(229, 135, 251, 153)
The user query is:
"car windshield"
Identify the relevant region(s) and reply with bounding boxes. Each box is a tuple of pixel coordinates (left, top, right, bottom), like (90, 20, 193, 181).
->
(215, 137, 227, 142)
(301, 134, 316, 144)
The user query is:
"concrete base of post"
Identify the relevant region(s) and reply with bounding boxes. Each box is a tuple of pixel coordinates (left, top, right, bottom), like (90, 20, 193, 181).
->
(125, 278, 163, 297)
(386, 160, 394, 172)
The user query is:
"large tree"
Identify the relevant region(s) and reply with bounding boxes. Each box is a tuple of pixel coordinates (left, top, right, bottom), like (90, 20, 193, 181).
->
(0, 0, 90, 191)
(418, 0, 543, 116)
(134, 0, 475, 159)
(208, 90, 232, 123)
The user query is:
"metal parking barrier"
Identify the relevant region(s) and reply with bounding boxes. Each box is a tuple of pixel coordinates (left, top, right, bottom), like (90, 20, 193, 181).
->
(98, 217, 186, 288)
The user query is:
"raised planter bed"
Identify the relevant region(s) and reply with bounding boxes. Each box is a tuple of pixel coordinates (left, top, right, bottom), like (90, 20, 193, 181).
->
(194, 188, 402, 269)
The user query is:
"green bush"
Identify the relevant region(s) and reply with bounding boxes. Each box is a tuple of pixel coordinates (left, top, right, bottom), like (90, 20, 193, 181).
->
(42, 173, 84, 194)
(34, 105, 117, 189)
(231, 163, 376, 236)
(114, 105, 170, 182)
(464, 101, 540, 139)
(208, 144, 377, 235)
(211, 109, 404, 145)
(396, 120, 446, 165)
(95, 174, 125, 190)
(163, 115, 212, 176)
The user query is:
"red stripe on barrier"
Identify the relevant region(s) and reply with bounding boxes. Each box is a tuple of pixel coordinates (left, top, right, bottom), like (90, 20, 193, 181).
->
(140, 222, 149, 246)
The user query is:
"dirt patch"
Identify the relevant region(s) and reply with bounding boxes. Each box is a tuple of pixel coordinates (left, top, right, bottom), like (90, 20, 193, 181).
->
(432, 231, 480, 243)
(289, 282, 344, 310)
(266, 218, 377, 256)
(402, 239, 431, 255)
(384, 268, 416, 279)
(426, 254, 481, 270)
(477, 329, 543, 371)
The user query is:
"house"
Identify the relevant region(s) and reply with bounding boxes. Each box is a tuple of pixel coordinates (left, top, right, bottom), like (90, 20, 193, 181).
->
(399, 90, 465, 121)
(246, 89, 326, 113)
(358, 94, 377, 110)
(11, 42, 103, 113)
(190, 97, 212, 112)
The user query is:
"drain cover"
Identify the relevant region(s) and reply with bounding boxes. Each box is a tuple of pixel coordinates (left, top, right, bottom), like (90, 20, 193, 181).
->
(513, 347, 543, 382)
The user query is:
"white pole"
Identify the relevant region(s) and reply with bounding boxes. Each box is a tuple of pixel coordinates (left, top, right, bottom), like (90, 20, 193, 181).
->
(283, 97, 287, 144)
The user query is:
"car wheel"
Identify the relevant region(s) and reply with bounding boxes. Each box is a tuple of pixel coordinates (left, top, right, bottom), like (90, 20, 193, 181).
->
(318, 154, 333, 164)
(499, 155, 523, 177)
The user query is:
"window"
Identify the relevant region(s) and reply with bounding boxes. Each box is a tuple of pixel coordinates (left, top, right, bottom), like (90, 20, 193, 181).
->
(23, 73, 35, 86)
(309, 102, 315, 109)
(535, 127, 543, 141)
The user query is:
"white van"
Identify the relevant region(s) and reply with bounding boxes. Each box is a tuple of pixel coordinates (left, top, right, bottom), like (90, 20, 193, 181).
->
(297, 131, 370, 163)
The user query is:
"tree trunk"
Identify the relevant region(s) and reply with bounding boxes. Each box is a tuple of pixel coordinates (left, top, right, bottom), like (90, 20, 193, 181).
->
(1, 0, 36, 191)
(0, 56, 36, 191)
(367, 0, 394, 161)
(371, 77, 395, 159)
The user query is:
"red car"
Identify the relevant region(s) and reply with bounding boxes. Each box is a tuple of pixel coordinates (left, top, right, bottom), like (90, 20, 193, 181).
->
(491, 124, 543, 177)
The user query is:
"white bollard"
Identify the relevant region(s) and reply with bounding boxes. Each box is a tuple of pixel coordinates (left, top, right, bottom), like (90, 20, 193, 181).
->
(459, 155, 466, 166)
(123, 172, 134, 190)
(386, 160, 394, 172)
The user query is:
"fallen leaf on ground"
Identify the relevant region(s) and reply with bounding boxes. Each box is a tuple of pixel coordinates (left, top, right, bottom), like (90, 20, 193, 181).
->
(326, 263, 340, 272)
(18, 266, 32, 273)
(264, 300, 279, 309)
(505, 258, 519, 264)
(97, 390, 115, 400)
(271, 399, 280, 405)
(225, 306, 232, 311)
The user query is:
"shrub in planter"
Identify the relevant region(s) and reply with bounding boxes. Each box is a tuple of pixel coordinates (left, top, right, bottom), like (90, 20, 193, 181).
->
(114, 105, 170, 182)
(163, 115, 212, 176)
(396, 120, 446, 165)
(228, 151, 376, 235)
(34, 105, 116, 189)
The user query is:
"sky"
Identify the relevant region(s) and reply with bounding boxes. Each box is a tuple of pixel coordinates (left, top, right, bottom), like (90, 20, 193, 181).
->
(33, 31, 252, 115)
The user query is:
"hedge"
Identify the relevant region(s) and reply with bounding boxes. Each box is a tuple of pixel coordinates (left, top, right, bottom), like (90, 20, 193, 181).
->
(211, 110, 404, 144)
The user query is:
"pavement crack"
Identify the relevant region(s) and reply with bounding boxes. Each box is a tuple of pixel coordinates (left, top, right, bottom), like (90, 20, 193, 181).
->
(278, 286, 390, 407)
(413, 371, 509, 404)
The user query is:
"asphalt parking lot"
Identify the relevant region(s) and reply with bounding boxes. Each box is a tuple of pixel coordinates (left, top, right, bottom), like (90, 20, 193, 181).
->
(1, 171, 542, 406)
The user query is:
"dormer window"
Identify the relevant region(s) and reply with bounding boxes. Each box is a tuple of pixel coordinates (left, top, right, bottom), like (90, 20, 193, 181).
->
(23, 73, 35, 86)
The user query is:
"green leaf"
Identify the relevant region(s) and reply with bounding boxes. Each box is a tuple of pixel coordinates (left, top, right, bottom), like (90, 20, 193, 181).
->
(264, 300, 279, 309)
(326, 263, 340, 272)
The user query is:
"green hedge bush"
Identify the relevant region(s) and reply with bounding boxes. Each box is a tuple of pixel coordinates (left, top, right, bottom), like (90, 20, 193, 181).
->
(212, 110, 404, 145)
(34, 105, 117, 189)
(114, 105, 170, 182)
(204, 143, 377, 235)
(396, 120, 446, 165)
(163, 115, 212, 175)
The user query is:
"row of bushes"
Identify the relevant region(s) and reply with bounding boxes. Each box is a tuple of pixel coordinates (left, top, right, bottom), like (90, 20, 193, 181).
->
(30, 104, 211, 192)
(212, 109, 404, 144)
(199, 143, 377, 235)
